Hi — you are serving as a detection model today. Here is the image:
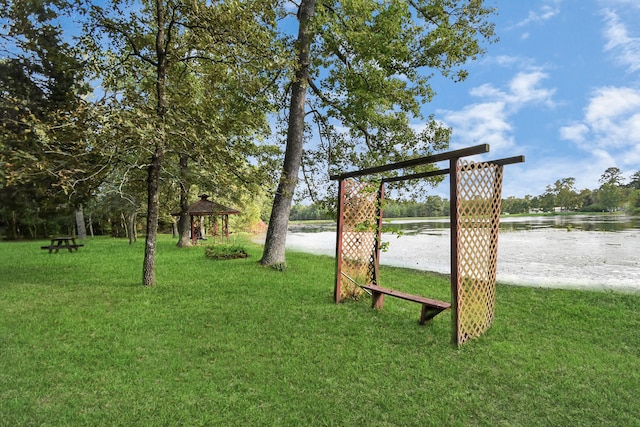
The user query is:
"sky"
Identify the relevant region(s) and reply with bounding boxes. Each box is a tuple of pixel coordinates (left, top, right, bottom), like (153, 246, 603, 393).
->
(416, 0, 640, 198)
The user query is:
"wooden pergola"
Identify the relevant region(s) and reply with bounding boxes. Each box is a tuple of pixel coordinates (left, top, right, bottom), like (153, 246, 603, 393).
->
(330, 144, 524, 345)
(174, 194, 240, 244)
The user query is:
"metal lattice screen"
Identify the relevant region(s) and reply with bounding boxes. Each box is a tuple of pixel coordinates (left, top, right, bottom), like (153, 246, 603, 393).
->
(337, 179, 379, 299)
(455, 160, 504, 345)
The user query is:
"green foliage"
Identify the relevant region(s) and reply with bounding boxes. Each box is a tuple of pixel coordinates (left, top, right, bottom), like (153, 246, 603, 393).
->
(289, 203, 333, 221)
(82, 0, 286, 282)
(0, 0, 106, 238)
(598, 182, 622, 212)
(0, 236, 639, 425)
(628, 190, 640, 216)
(286, 0, 497, 201)
(204, 244, 249, 260)
(501, 195, 531, 214)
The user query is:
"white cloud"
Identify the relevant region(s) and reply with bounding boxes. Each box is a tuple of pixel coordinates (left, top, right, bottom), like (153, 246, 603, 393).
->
(599, 0, 640, 10)
(559, 123, 589, 142)
(585, 86, 640, 123)
(469, 71, 555, 107)
(601, 9, 640, 72)
(560, 86, 640, 168)
(443, 102, 513, 151)
(508, 71, 556, 106)
(440, 71, 555, 154)
(513, 5, 560, 28)
(494, 55, 520, 67)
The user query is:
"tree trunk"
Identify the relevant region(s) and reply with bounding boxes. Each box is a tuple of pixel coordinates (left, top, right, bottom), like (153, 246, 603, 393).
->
(176, 153, 192, 247)
(143, 146, 163, 286)
(75, 205, 87, 240)
(128, 211, 137, 244)
(9, 211, 17, 240)
(142, 0, 168, 286)
(260, 0, 316, 267)
(122, 212, 129, 239)
(88, 213, 94, 237)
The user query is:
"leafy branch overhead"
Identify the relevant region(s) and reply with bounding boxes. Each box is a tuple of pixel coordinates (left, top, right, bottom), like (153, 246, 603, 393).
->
(295, 0, 495, 205)
(261, 0, 497, 267)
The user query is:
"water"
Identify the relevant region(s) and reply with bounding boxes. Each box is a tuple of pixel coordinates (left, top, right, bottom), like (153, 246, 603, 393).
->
(283, 215, 640, 292)
(289, 214, 640, 234)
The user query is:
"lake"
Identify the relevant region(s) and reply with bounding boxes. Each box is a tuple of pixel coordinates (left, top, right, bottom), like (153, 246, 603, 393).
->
(280, 215, 640, 292)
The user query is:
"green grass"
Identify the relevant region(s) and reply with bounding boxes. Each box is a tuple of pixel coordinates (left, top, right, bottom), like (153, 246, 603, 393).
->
(1, 235, 639, 426)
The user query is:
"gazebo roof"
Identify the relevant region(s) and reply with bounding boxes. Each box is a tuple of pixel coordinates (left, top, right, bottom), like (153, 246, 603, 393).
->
(174, 194, 240, 216)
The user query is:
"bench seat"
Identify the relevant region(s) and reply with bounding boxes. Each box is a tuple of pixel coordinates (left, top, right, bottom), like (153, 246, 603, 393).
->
(360, 284, 451, 324)
(40, 244, 84, 253)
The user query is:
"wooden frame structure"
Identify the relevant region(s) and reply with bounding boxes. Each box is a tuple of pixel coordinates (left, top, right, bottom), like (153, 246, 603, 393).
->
(330, 144, 524, 345)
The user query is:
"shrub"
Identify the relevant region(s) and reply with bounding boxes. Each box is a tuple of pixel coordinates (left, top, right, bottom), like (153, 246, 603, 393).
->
(204, 244, 249, 260)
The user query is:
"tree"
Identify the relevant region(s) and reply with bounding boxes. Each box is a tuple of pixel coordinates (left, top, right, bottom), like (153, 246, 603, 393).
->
(576, 188, 596, 211)
(598, 183, 622, 212)
(599, 167, 624, 186)
(260, 0, 497, 267)
(627, 171, 640, 190)
(628, 189, 640, 215)
(502, 196, 530, 214)
(543, 178, 579, 211)
(0, 0, 105, 239)
(596, 167, 625, 212)
(86, 0, 281, 285)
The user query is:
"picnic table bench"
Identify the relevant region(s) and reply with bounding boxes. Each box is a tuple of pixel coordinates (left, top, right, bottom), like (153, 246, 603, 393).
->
(41, 236, 84, 253)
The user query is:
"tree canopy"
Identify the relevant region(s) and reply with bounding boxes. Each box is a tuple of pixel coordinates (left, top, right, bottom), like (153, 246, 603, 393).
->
(82, 0, 284, 284)
(260, 0, 497, 267)
(0, 0, 106, 238)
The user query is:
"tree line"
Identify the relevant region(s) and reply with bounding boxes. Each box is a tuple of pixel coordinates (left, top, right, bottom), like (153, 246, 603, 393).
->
(290, 167, 640, 220)
(503, 167, 640, 215)
(1, 0, 497, 285)
(290, 195, 450, 220)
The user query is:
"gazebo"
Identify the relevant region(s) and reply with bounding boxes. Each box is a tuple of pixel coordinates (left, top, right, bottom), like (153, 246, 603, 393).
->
(174, 194, 240, 244)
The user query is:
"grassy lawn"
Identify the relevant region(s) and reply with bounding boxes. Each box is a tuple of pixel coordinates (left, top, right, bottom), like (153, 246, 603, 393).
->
(1, 235, 639, 426)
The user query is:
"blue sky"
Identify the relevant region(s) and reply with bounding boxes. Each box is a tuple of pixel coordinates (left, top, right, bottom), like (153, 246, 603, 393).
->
(417, 0, 640, 198)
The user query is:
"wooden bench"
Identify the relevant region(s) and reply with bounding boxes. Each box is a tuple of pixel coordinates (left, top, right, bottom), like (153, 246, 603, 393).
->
(360, 284, 451, 325)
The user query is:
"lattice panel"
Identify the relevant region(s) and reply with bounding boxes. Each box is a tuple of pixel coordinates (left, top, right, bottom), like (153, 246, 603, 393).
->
(455, 160, 504, 345)
(338, 179, 379, 299)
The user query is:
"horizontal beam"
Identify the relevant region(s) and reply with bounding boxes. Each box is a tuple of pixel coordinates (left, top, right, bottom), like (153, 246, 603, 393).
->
(329, 144, 490, 181)
(380, 155, 525, 184)
(487, 155, 526, 167)
(381, 167, 450, 183)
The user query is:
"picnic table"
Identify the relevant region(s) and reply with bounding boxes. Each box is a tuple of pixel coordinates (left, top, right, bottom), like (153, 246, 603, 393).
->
(41, 237, 84, 253)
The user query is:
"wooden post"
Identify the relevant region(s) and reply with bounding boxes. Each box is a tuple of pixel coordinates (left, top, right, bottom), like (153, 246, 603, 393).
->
(374, 182, 385, 285)
(449, 158, 461, 346)
(371, 289, 384, 309)
(334, 179, 346, 304)
(223, 214, 229, 243)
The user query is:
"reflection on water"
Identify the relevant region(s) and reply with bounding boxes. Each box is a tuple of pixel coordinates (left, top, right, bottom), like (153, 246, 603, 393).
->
(500, 215, 640, 232)
(289, 215, 640, 234)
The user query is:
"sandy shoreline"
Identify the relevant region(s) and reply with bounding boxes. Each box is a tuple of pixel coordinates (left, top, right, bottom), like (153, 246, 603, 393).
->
(257, 227, 640, 293)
